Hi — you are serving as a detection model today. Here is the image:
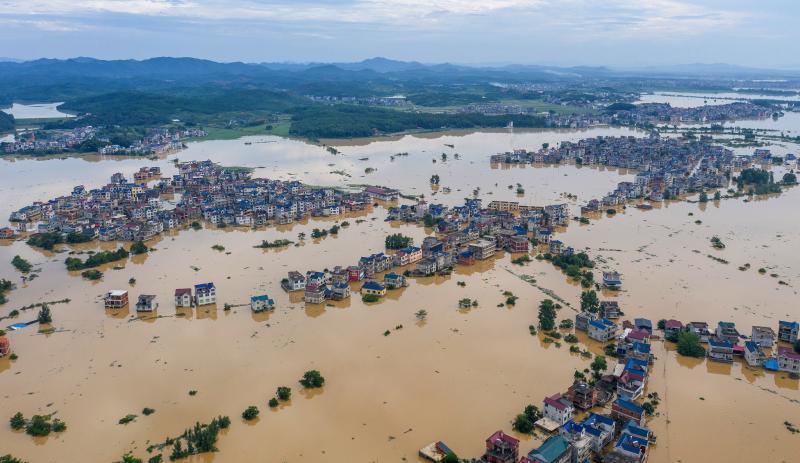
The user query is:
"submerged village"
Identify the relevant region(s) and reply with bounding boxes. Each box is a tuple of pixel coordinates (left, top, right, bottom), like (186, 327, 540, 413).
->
(2, 126, 799, 463)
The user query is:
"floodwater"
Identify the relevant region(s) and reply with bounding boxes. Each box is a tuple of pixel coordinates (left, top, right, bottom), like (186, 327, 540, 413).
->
(1, 127, 799, 463)
(636, 92, 745, 108)
(1, 102, 74, 120)
(641, 92, 800, 137)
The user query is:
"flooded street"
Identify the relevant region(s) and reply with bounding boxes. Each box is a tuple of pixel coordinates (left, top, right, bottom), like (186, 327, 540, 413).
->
(1, 124, 799, 463)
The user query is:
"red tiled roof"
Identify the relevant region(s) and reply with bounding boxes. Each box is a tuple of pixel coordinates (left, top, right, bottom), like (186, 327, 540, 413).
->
(778, 347, 800, 361)
(174, 288, 191, 296)
(487, 430, 519, 446)
(544, 393, 568, 411)
(665, 319, 683, 330)
(627, 329, 651, 341)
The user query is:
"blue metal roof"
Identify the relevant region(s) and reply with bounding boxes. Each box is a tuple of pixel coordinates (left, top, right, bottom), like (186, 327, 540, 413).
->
(709, 339, 733, 348)
(744, 341, 759, 353)
(615, 398, 643, 414)
(362, 281, 385, 291)
(583, 413, 614, 426)
(631, 341, 651, 353)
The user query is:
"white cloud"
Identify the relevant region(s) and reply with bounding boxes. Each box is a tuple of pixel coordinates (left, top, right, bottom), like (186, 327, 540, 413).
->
(0, 17, 83, 31)
(0, 0, 744, 35)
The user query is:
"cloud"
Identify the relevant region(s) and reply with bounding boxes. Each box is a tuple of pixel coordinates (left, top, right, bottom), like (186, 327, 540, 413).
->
(0, 17, 83, 31)
(0, 0, 742, 34)
(2, 0, 545, 24)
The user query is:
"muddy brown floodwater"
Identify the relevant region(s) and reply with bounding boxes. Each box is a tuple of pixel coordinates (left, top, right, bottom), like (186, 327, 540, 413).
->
(1, 126, 799, 463)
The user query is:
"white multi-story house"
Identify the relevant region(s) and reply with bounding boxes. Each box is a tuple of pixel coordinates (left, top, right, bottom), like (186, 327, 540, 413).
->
(588, 318, 617, 342)
(194, 282, 216, 306)
(543, 393, 574, 426)
(777, 347, 800, 375)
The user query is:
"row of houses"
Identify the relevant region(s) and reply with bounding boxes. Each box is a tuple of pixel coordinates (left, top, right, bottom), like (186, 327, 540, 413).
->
(424, 412, 654, 463)
(577, 307, 800, 376)
(102, 284, 217, 311)
(174, 283, 217, 307)
(9, 160, 397, 243)
(1, 127, 206, 155)
(103, 285, 279, 314)
(1, 125, 97, 154)
(489, 132, 756, 211)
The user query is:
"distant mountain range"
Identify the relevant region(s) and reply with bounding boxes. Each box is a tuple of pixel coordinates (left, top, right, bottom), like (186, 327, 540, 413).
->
(1, 56, 798, 81)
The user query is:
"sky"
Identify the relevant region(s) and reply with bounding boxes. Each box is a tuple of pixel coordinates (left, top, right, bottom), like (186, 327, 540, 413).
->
(0, 0, 797, 68)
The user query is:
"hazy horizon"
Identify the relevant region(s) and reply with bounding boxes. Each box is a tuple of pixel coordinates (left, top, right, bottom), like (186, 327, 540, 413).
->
(0, 1, 797, 69)
(3, 55, 800, 73)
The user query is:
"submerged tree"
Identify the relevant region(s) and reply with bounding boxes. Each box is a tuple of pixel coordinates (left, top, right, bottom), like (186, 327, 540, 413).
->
(299, 370, 325, 388)
(538, 299, 556, 331)
(37, 305, 52, 324)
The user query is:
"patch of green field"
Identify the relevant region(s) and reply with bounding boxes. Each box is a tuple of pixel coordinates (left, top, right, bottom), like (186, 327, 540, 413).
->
(190, 116, 292, 141)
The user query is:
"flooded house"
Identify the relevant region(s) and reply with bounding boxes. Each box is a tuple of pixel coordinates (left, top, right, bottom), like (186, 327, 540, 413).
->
(633, 318, 652, 334)
(306, 271, 326, 287)
(304, 283, 326, 304)
(364, 185, 399, 202)
(174, 288, 193, 307)
(549, 239, 564, 255)
(744, 341, 766, 367)
(282, 271, 306, 291)
(525, 435, 572, 463)
(751, 326, 776, 347)
(617, 358, 648, 400)
(542, 393, 575, 428)
(687, 322, 712, 343)
(418, 441, 454, 462)
(457, 250, 476, 265)
(481, 430, 519, 463)
(602, 271, 622, 289)
(135, 294, 157, 312)
(331, 282, 351, 300)
(581, 413, 616, 454)
(104, 290, 129, 309)
(708, 339, 734, 363)
(346, 266, 363, 282)
(361, 281, 386, 297)
(503, 234, 530, 253)
(588, 318, 618, 342)
(599, 301, 621, 319)
(250, 294, 275, 312)
(623, 341, 652, 364)
(469, 239, 496, 260)
(194, 282, 216, 306)
(0, 227, 16, 239)
(383, 272, 407, 290)
(559, 420, 593, 463)
(778, 320, 799, 344)
(611, 398, 646, 427)
(567, 381, 598, 410)
(606, 421, 653, 463)
(776, 347, 800, 376)
(416, 258, 438, 276)
(663, 319, 683, 338)
(715, 321, 740, 344)
(575, 311, 596, 332)
(0, 335, 10, 358)
(330, 267, 349, 286)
